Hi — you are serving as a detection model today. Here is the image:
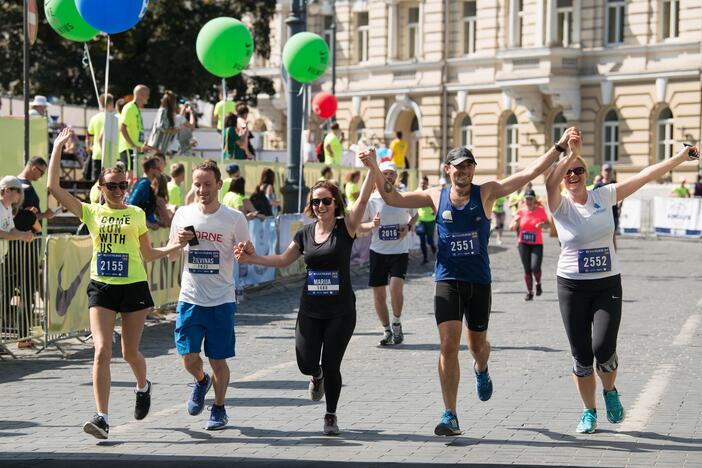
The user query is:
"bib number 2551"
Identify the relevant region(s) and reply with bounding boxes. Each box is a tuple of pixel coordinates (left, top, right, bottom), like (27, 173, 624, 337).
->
(448, 232, 479, 257)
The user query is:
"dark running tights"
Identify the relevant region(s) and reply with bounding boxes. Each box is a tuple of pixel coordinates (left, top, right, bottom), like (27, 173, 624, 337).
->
(518, 243, 543, 291)
(295, 312, 356, 414)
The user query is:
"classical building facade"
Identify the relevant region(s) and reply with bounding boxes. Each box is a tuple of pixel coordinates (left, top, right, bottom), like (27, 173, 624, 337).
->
(249, 0, 701, 182)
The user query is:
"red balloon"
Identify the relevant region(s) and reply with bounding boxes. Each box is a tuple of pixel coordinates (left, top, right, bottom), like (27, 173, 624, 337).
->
(312, 92, 338, 119)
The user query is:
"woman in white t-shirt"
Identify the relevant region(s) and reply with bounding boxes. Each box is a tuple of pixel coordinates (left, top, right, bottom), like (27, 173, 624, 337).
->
(545, 131, 699, 435)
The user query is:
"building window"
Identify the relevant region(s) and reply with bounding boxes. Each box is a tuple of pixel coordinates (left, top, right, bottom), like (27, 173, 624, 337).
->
(603, 109, 619, 165)
(505, 114, 519, 176)
(460, 115, 473, 150)
(408, 7, 420, 59)
(357, 12, 369, 63)
(353, 120, 366, 145)
(553, 112, 568, 154)
(557, 0, 574, 47)
(605, 0, 625, 45)
(661, 0, 679, 40)
(463, 1, 477, 55)
(516, 0, 525, 47)
(323, 15, 334, 50)
(657, 108, 674, 162)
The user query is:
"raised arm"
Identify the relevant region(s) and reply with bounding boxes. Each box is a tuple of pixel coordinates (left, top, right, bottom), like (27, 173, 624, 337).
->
(234, 240, 301, 268)
(344, 166, 376, 235)
(615, 145, 699, 202)
(483, 127, 578, 201)
(358, 149, 434, 209)
(47, 128, 83, 218)
(545, 136, 582, 212)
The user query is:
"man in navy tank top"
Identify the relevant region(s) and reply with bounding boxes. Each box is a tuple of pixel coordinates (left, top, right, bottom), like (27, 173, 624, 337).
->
(360, 127, 579, 436)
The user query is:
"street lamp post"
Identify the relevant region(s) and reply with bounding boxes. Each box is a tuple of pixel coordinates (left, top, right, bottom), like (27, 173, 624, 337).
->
(281, 0, 309, 213)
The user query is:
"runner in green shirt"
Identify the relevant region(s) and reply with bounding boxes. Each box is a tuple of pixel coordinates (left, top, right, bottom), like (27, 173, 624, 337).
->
(324, 122, 343, 166)
(671, 178, 690, 198)
(492, 196, 507, 245)
(168, 163, 185, 208)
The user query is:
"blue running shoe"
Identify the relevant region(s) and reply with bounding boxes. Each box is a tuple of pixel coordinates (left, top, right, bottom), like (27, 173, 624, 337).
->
(205, 405, 228, 431)
(434, 410, 461, 436)
(604, 388, 625, 423)
(187, 374, 212, 416)
(576, 409, 597, 434)
(474, 365, 493, 401)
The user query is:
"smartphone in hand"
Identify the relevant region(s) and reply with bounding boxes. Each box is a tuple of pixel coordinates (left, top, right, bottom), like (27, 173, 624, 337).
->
(683, 143, 699, 160)
(184, 225, 199, 246)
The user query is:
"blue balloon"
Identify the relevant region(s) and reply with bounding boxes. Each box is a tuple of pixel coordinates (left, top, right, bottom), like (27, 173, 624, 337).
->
(75, 0, 149, 34)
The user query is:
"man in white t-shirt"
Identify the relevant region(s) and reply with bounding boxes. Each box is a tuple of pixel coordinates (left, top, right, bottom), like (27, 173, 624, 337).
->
(168, 160, 250, 430)
(360, 161, 417, 346)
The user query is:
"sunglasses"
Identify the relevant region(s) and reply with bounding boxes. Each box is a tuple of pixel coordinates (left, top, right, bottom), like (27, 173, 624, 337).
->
(311, 197, 333, 207)
(101, 181, 129, 191)
(565, 167, 586, 177)
(8, 187, 22, 193)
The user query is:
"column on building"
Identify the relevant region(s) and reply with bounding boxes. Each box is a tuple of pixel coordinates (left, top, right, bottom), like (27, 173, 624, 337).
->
(387, 0, 398, 60)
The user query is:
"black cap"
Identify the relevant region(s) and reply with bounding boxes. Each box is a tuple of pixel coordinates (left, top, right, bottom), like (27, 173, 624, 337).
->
(524, 189, 537, 199)
(226, 163, 240, 175)
(444, 147, 477, 166)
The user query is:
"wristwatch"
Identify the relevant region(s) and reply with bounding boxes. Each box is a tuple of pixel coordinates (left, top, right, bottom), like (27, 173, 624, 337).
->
(554, 142, 566, 153)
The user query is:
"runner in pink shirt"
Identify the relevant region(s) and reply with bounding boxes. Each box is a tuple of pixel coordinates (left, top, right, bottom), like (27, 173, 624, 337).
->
(510, 189, 550, 301)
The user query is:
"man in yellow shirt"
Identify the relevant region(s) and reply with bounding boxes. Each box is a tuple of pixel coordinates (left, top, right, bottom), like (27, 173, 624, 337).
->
(168, 163, 185, 208)
(390, 131, 408, 169)
(86, 93, 114, 181)
(211, 91, 236, 132)
(118, 85, 154, 177)
(323, 122, 343, 166)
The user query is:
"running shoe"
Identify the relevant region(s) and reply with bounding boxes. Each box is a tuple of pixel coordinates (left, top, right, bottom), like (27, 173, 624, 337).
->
(434, 410, 461, 436)
(323, 413, 340, 435)
(535, 283, 543, 296)
(576, 409, 597, 433)
(524, 292, 534, 301)
(134, 380, 152, 420)
(392, 323, 404, 345)
(309, 374, 325, 401)
(83, 414, 109, 440)
(378, 329, 394, 346)
(474, 365, 493, 401)
(187, 374, 212, 416)
(205, 405, 228, 431)
(603, 388, 625, 423)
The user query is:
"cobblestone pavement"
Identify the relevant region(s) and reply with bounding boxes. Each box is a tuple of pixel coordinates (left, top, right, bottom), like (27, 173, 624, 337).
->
(1, 233, 701, 467)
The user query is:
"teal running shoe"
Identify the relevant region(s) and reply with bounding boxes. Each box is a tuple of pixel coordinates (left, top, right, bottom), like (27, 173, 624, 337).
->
(474, 365, 493, 401)
(603, 388, 625, 423)
(576, 409, 597, 434)
(434, 410, 461, 436)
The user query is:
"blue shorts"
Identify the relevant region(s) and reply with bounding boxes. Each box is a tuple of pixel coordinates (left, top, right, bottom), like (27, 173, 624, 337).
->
(175, 302, 236, 359)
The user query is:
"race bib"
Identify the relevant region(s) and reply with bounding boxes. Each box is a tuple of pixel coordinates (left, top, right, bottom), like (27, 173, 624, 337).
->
(97, 252, 129, 277)
(577, 247, 612, 274)
(188, 250, 220, 274)
(307, 271, 340, 296)
(447, 231, 479, 257)
(521, 231, 537, 243)
(379, 224, 401, 241)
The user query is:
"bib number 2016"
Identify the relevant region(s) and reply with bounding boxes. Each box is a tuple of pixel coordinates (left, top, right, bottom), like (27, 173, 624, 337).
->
(577, 247, 612, 274)
(448, 232, 479, 257)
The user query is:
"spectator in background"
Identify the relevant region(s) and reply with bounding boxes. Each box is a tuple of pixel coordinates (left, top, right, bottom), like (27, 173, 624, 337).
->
(86, 93, 114, 182)
(344, 170, 361, 206)
(415, 176, 436, 264)
(397, 171, 409, 192)
(303, 123, 318, 162)
(223, 113, 251, 160)
(128, 155, 163, 229)
(28, 95, 48, 118)
(236, 103, 256, 160)
(17, 156, 54, 226)
(167, 163, 185, 209)
(319, 166, 335, 184)
(249, 173, 274, 218)
(257, 168, 280, 216)
(212, 91, 235, 132)
(694, 175, 702, 198)
(118, 85, 155, 177)
(221, 163, 240, 197)
(223, 177, 259, 220)
(390, 131, 408, 170)
(324, 122, 343, 166)
(147, 90, 178, 155)
(115, 98, 126, 114)
(174, 101, 197, 155)
(152, 174, 172, 227)
(594, 163, 621, 248)
(671, 178, 691, 198)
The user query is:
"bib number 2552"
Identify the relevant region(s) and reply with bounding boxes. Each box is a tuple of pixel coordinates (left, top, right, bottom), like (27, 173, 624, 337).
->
(577, 247, 612, 273)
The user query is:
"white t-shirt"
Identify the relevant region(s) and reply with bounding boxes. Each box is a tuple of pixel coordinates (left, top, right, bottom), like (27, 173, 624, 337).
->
(170, 203, 250, 306)
(0, 202, 14, 259)
(552, 184, 620, 280)
(365, 192, 416, 255)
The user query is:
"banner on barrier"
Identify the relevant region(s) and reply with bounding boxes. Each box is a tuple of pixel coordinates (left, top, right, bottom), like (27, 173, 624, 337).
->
(619, 198, 642, 234)
(653, 197, 702, 238)
(238, 217, 277, 287)
(277, 214, 310, 277)
(145, 229, 185, 306)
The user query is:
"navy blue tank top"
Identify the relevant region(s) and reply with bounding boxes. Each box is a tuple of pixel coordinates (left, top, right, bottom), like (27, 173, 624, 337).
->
(435, 185, 492, 284)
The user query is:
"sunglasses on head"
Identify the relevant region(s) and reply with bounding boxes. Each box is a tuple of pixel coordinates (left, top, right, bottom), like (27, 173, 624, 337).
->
(311, 197, 333, 207)
(565, 167, 586, 177)
(101, 181, 129, 191)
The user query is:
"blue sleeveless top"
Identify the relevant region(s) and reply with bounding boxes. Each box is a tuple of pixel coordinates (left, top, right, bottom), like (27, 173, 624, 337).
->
(434, 185, 492, 284)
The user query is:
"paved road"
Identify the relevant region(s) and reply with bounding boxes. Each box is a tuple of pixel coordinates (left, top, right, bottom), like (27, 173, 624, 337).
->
(1, 234, 701, 467)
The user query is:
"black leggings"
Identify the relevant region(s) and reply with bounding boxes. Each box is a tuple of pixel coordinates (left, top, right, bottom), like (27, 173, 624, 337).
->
(417, 221, 436, 261)
(518, 243, 543, 292)
(295, 312, 356, 414)
(557, 275, 622, 377)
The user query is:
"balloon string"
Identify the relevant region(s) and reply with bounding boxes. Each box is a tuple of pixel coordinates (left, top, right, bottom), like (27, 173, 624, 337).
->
(84, 43, 102, 111)
(101, 35, 111, 167)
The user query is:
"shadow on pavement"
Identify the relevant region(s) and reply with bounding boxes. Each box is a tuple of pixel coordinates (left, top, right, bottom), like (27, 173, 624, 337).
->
(230, 380, 308, 390)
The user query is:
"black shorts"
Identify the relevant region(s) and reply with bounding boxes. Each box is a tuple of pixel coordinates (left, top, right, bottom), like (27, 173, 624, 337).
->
(87, 280, 154, 313)
(119, 150, 135, 171)
(434, 280, 491, 331)
(368, 251, 409, 287)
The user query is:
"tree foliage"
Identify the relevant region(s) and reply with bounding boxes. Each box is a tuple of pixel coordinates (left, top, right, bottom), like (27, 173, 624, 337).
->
(0, 0, 276, 106)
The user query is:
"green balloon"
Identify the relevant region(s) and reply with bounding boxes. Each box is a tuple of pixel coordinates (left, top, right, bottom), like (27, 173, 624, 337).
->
(44, 0, 99, 42)
(282, 32, 329, 84)
(196, 17, 254, 78)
